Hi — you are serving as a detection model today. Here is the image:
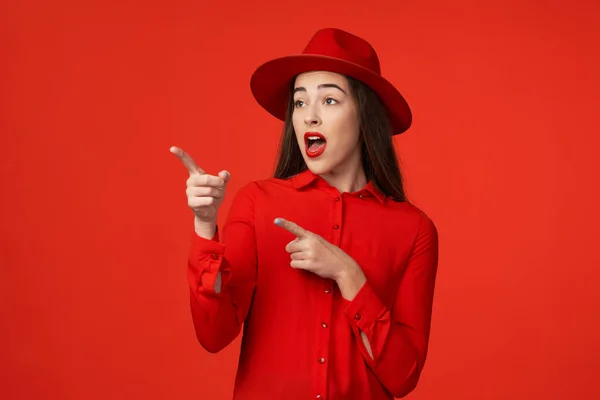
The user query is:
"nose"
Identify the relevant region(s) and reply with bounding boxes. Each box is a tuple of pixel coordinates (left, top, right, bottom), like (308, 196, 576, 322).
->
(304, 106, 321, 126)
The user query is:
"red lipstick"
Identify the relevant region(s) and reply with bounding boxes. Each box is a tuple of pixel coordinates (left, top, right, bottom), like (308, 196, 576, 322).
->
(304, 132, 327, 158)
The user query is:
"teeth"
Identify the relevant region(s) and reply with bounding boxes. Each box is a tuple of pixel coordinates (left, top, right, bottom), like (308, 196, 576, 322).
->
(308, 136, 321, 140)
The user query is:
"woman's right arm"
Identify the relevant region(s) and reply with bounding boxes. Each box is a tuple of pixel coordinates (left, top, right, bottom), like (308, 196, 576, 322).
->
(187, 182, 258, 353)
(170, 146, 258, 353)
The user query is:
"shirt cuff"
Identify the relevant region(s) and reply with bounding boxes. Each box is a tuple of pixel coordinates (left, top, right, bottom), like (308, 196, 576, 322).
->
(343, 280, 388, 335)
(188, 227, 231, 294)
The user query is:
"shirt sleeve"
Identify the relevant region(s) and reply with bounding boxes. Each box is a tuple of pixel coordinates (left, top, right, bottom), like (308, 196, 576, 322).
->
(342, 212, 439, 398)
(187, 182, 258, 353)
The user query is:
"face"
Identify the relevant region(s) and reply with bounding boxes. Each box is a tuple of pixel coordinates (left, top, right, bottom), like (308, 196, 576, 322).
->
(292, 71, 361, 176)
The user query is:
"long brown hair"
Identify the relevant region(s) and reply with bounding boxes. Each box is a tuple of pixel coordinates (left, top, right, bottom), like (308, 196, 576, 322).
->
(273, 75, 407, 203)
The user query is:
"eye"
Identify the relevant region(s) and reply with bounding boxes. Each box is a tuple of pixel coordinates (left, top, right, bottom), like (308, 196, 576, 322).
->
(324, 97, 338, 105)
(294, 100, 305, 108)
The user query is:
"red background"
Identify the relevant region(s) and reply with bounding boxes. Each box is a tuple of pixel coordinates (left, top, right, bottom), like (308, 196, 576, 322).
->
(2, 0, 599, 399)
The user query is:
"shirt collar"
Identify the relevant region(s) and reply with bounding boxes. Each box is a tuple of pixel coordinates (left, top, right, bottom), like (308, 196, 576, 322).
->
(290, 168, 387, 203)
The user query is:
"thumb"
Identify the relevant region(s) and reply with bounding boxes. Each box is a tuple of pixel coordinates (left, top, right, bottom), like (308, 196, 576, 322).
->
(218, 170, 231, 184)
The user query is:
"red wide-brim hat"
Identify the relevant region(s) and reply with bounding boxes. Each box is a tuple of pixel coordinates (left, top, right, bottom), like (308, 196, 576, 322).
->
(250, 28, 412, 135)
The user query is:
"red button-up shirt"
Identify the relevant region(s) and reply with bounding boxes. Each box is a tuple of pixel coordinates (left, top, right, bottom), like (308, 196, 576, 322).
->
(187, 168, 439, 399)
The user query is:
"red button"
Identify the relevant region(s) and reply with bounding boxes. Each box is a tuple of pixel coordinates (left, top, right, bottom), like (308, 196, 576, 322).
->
(333, 224, 339, 229)
(316, 395, 323, 400)
(355, 313, 361, 320)
(211, 253, 219, 260)
(321, 322, 328, 328)
(318, 357, 326, 364)
(324, 288, 331, 294)
(335, 196, 340, 201)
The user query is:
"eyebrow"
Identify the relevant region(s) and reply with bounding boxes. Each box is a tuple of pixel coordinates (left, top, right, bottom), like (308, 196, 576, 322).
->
(293, 83, 347, 95)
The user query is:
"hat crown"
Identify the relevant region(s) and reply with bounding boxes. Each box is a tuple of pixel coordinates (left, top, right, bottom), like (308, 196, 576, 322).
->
(302, 28, 381, 75)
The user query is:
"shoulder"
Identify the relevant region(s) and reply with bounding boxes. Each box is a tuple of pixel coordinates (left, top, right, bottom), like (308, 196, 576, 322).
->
(388, 200, 435, 223)
(401, 202, 438, 251)
(389, 201, 438, 240)
(254, 175, 295, 189)
(237, 176, 294, 194)
(230, 176, 294, 200)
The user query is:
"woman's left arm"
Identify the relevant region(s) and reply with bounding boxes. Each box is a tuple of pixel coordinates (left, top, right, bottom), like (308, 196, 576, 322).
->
(337, 213, 439, 398)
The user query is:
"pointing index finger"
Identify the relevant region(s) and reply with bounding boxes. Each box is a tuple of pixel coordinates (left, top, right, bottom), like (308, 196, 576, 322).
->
(274, 217, 307, 238)
(170, 146, 205, 175)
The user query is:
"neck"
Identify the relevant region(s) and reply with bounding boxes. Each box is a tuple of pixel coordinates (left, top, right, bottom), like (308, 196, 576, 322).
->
(320, 158, 367, 194)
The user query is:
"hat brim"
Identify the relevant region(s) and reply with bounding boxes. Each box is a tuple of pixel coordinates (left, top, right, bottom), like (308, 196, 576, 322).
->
(250, 54, 412, 135)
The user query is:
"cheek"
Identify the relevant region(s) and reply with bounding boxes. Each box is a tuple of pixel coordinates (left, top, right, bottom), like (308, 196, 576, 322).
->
(336, 135, 359, 156)
(333, 115, 361, 149)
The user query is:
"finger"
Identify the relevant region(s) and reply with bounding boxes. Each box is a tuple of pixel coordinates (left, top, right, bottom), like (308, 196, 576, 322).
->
(290, 259, 311, 269)
(289, 251, 308, 260)
(187, 186, 224, 199)
(218, 170, 231, 184)
(285, 238, 301, 253)
(274, 217, 308, 238)
(188, 173, 227, 188)
(170, 146, 205, 175)
(188, 196, 216, 208)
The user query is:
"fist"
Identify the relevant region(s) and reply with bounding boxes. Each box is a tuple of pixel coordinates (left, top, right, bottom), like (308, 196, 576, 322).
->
(170, 146, 230, 224)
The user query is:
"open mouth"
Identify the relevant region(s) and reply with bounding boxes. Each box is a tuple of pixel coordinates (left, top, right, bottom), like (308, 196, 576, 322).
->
(304, 132, 327, 158)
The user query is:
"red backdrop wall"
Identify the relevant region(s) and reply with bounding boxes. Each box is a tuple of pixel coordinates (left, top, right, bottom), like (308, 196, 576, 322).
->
(2, 0, 599, 399)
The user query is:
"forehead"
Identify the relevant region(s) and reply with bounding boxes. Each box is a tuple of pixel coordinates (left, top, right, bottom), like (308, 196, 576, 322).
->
(294, 71, 348, 88)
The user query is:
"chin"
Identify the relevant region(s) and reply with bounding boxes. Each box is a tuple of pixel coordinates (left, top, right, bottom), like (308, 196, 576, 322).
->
(304, 158, 333, 176)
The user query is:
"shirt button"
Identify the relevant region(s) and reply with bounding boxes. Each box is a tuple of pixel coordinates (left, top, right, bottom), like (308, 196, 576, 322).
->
(354, 313, 361, 320)
(321, 322, 328, 328)
(318, 357, 326, 364)
(324, 288, 331, 294)
(335, 196, 340, 201)
(358, 194, 363, 199)
(316, 395, 323, 400)
(210, 253, 219, 260)
(333, 224, 339, 229)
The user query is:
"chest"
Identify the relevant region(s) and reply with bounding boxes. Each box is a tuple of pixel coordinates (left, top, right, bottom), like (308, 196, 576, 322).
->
(252, 189, 415, 308)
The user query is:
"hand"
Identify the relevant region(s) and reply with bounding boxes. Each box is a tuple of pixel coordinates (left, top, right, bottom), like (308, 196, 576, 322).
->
(274, 217, 361, 282)
(170, 146, 230, 224)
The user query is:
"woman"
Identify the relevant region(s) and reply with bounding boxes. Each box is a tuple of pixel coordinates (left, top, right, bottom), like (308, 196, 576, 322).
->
(170, 28, 439, 400)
